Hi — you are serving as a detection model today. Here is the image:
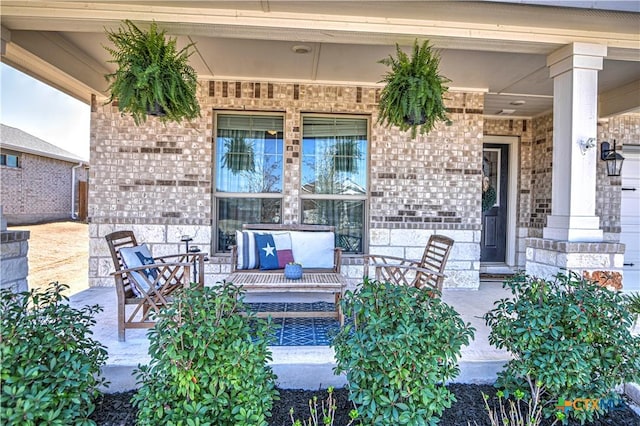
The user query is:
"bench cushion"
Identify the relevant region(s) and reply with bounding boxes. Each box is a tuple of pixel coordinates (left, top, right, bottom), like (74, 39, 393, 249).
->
(289, 231, 335, 269)
(255, 232, 294, 270)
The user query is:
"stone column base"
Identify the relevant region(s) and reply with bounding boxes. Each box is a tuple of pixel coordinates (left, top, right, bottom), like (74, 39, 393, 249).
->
(525, 237, 625, 287)
(1, 230, 31, 293)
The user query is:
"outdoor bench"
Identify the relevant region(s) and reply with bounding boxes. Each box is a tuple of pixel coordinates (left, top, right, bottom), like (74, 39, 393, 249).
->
(226, 224, 346, 325)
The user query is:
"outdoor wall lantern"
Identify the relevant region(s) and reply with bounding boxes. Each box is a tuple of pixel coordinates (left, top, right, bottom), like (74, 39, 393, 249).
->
(600, 140, 625, 177)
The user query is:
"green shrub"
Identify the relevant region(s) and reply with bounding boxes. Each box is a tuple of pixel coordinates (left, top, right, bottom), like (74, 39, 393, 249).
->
(1, 282, 108, 426)
(625, 292, 640, 329)
(484, 272, 640, 424)
(332, 278, 475, 425)
(132, 282, 278, 426)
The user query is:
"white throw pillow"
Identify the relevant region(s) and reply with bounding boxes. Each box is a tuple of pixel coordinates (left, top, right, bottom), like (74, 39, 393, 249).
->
(289, 231, 335, 269)
(235, 230, 260, 269)
(119, 244, 158, 296)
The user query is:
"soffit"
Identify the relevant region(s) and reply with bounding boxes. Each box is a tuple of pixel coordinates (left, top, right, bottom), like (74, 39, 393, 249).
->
(1, 1, 639, 117)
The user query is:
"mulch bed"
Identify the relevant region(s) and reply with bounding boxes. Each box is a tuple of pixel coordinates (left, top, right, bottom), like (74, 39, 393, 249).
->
(90, 384, 640, 425)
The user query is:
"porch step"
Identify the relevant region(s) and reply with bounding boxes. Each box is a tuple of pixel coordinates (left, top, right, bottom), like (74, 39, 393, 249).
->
(77, 284, 517, 393)
(479, 273, 515, 282)
(100, 352, 507, 393)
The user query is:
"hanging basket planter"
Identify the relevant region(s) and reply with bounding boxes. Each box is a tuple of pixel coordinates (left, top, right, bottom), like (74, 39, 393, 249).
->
(146, 101, 166, 117)
(377, 40, 450, 138)
(404, 111, 427, 126)
(104, 20, 200, 125)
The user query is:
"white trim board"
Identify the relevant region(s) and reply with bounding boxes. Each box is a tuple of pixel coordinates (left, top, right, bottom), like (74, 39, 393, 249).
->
(483, 135, 519, 268)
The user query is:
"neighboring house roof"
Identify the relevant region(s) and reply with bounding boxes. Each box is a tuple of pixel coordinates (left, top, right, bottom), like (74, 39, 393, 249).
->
(0, 124, 87, 164)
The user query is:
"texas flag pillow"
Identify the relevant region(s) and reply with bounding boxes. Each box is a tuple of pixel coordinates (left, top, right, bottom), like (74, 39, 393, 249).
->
(254, 232, 294, 270)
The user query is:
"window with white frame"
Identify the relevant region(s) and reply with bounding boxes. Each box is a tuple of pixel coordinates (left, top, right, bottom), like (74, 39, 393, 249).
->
(214, 113, 284, 252)
(301, 116, 369, 254)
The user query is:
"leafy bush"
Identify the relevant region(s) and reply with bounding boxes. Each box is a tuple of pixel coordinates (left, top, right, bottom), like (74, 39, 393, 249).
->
(1, 282, 108, 425)
(625, 292, 640, 329)
(484, 272, 640, 424)
(132, 282, 278, 425)
(332, 278, 475, 425)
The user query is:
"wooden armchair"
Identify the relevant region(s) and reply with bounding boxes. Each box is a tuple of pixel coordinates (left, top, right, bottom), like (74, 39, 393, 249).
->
(363, 235, 454, 295)
(105, 230, 206, 341)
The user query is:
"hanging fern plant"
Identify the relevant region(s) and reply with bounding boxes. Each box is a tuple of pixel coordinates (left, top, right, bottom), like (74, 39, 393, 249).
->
(104, 20, 200, 125)
(222, 137, 255, 175)
(377, 40, 450, 138)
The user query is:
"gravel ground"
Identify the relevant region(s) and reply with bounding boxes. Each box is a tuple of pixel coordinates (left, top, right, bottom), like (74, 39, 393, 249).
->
(9, 220, 89, 296)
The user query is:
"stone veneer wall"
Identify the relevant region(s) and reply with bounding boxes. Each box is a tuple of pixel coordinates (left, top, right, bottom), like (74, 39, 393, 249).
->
(89, 81, 485, 289)
(0, 230, 30, 293)
(483, 117, 535, 267)
(525, 237, 624, 280)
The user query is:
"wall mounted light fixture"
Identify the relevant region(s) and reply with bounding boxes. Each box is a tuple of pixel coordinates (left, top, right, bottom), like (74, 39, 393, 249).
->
(600, 140, 625, 177)
(579, 137, 596, 155)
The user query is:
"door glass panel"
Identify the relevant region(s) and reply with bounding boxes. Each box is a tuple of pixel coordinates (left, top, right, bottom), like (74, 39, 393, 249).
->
(482, 148, 501, 209)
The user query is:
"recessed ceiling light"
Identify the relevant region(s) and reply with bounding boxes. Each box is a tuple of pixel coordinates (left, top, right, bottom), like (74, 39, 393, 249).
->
(292, 45, 312, 54)
(497, 109, 516, 115)
(509, 100, 526, 106)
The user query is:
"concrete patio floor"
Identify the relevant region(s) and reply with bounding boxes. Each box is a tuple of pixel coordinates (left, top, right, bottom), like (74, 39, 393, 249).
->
(69, 281, 514, 392)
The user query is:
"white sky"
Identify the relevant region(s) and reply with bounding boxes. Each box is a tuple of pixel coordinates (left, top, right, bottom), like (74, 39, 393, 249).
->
(0, 63, 90, 160)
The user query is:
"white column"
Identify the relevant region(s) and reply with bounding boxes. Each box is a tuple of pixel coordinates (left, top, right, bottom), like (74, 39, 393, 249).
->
(543, 43, 607, 242)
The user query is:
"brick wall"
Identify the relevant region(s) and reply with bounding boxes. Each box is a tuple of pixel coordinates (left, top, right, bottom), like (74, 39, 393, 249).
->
(88, 80, 639, 288)
(89, 81, 485, 288)
(0, 152, 79, 225)
(529, 114, 554, 237)
(597, 114, 640, 238)
(486, 113, 640, 247)
(484, 118, 534, 228)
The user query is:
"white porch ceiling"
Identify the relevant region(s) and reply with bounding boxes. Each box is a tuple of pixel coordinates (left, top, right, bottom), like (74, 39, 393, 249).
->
(1, 1, 639, 118)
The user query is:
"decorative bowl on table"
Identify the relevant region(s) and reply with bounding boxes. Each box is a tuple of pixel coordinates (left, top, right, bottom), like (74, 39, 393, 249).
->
(284, 263, 303, 280)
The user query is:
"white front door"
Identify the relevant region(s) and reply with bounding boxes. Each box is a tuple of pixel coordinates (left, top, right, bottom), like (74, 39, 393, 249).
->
(621, 146, 640, 293)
